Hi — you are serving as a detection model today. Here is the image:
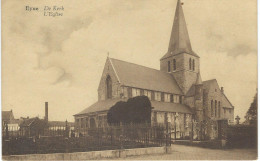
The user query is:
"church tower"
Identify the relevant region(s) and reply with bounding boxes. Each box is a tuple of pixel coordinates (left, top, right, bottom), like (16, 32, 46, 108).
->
(160, 0, 200, 94)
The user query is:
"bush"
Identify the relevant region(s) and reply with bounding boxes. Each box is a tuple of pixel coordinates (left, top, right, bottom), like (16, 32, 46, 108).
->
(107, 96, 152, 125)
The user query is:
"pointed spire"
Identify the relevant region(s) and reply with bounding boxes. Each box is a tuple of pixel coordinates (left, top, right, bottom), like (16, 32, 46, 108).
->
(168, 0, 194, 55)
(195, 72, 202, 85)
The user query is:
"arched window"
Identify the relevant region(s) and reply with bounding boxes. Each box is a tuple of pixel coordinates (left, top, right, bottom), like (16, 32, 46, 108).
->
(211, 100, 213, 117)
(192, 59, 195, 71)
(106, 75, 112, 99)
(215, 100, 217, 117)
(173, 59, 176, 71)
(168, 61, 171, 72)
(218, 101, 221, 118)
(189, 58, 192, 70)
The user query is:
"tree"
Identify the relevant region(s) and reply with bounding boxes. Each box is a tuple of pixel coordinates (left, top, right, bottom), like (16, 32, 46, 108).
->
(244, 92, 257, 126)
(107, 96, 152, 125)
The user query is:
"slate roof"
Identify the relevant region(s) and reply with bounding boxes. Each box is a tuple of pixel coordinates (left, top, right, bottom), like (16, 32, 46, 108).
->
(202, 79, 217, 91)
(2, 111, 13, 121)
(185, 73, 202, 97)
(222, 94, 234, 109)
(20, 117, 39, 127)
(186, 84, 195, 97)
(75, 98, 193, 116)
(110, 58, 183, 95)
(75, 98, 124, 116)
(151, 101, 193, 114)
(185, 79, 234, 109)
(161, 50, 199, 60)
(20, 117, 48, 128)
(161, 0, 199, 60)
(203, 79, 233, 108)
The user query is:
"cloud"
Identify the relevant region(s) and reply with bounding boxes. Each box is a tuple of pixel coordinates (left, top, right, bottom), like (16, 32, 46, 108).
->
(2, 0, 257, 121)
(200, 50, 257, 120)
(226, 44, 257, 57)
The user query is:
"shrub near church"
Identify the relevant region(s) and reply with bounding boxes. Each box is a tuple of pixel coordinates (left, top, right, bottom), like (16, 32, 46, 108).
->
(107, 96, 152, 125)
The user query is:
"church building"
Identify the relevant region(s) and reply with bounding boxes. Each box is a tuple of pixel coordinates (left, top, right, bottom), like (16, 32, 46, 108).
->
(74, 0, 234, 140)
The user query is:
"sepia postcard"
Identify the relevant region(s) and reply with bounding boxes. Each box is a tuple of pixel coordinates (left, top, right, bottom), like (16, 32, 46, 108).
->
(1, 0, 258, 160)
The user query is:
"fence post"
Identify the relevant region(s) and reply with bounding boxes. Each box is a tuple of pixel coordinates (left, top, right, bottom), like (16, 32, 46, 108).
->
(65, 120, 68, 137)
(5, 124, 9, 139)
(120, 122, 123, 150)
(165, 122, 168, 153)
(174, 117, 177, 140)
(65, 137, 69, 153)
(191, 115, 194, 143)
(110, 125, 113, 146)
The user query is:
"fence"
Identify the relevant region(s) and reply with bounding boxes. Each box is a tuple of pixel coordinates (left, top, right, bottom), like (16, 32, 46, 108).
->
(2, 125, 72, 139)
(2, 123, 170, 155)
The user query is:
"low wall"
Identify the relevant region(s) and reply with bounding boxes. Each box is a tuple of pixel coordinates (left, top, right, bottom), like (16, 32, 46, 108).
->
(173, 140, 223, 149)
(3, 146, 169, 160)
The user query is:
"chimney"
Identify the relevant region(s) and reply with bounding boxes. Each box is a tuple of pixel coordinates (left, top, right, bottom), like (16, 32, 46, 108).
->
(45, 102, 48, 122)
(221, 87, 224, 94)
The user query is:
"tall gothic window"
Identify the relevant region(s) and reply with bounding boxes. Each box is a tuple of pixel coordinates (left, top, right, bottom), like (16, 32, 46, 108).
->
(106, 75, 112, 99)
(211, 100, 213, 117)
(192, 59, 195, 71)
(218, 101, 221, 118)
(189, 58, 192, 70)
(173, 59, 176, 71)
(215, 100, 217, 117)
(168, 61, 171, 72)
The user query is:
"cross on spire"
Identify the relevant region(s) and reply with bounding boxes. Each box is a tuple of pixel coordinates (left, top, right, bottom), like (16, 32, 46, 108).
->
(168, 0, 197, 57)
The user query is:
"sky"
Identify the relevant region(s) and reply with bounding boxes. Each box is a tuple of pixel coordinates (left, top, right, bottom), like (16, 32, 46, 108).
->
(2, 0, 257, 122)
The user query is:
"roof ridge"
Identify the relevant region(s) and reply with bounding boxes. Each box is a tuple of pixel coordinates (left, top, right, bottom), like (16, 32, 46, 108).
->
(223, 93, 234, 108)
(108, 57, 121, 83)
(110, 57, 169, 74)
(202, 79, 216, 83)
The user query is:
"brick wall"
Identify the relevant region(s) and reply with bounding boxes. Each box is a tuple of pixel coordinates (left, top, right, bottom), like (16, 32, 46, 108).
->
(203, 81, 234, 122)
(160, 53, 200, 94)
(160, 54, 183, 72)
(184, 96, 194, 108)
